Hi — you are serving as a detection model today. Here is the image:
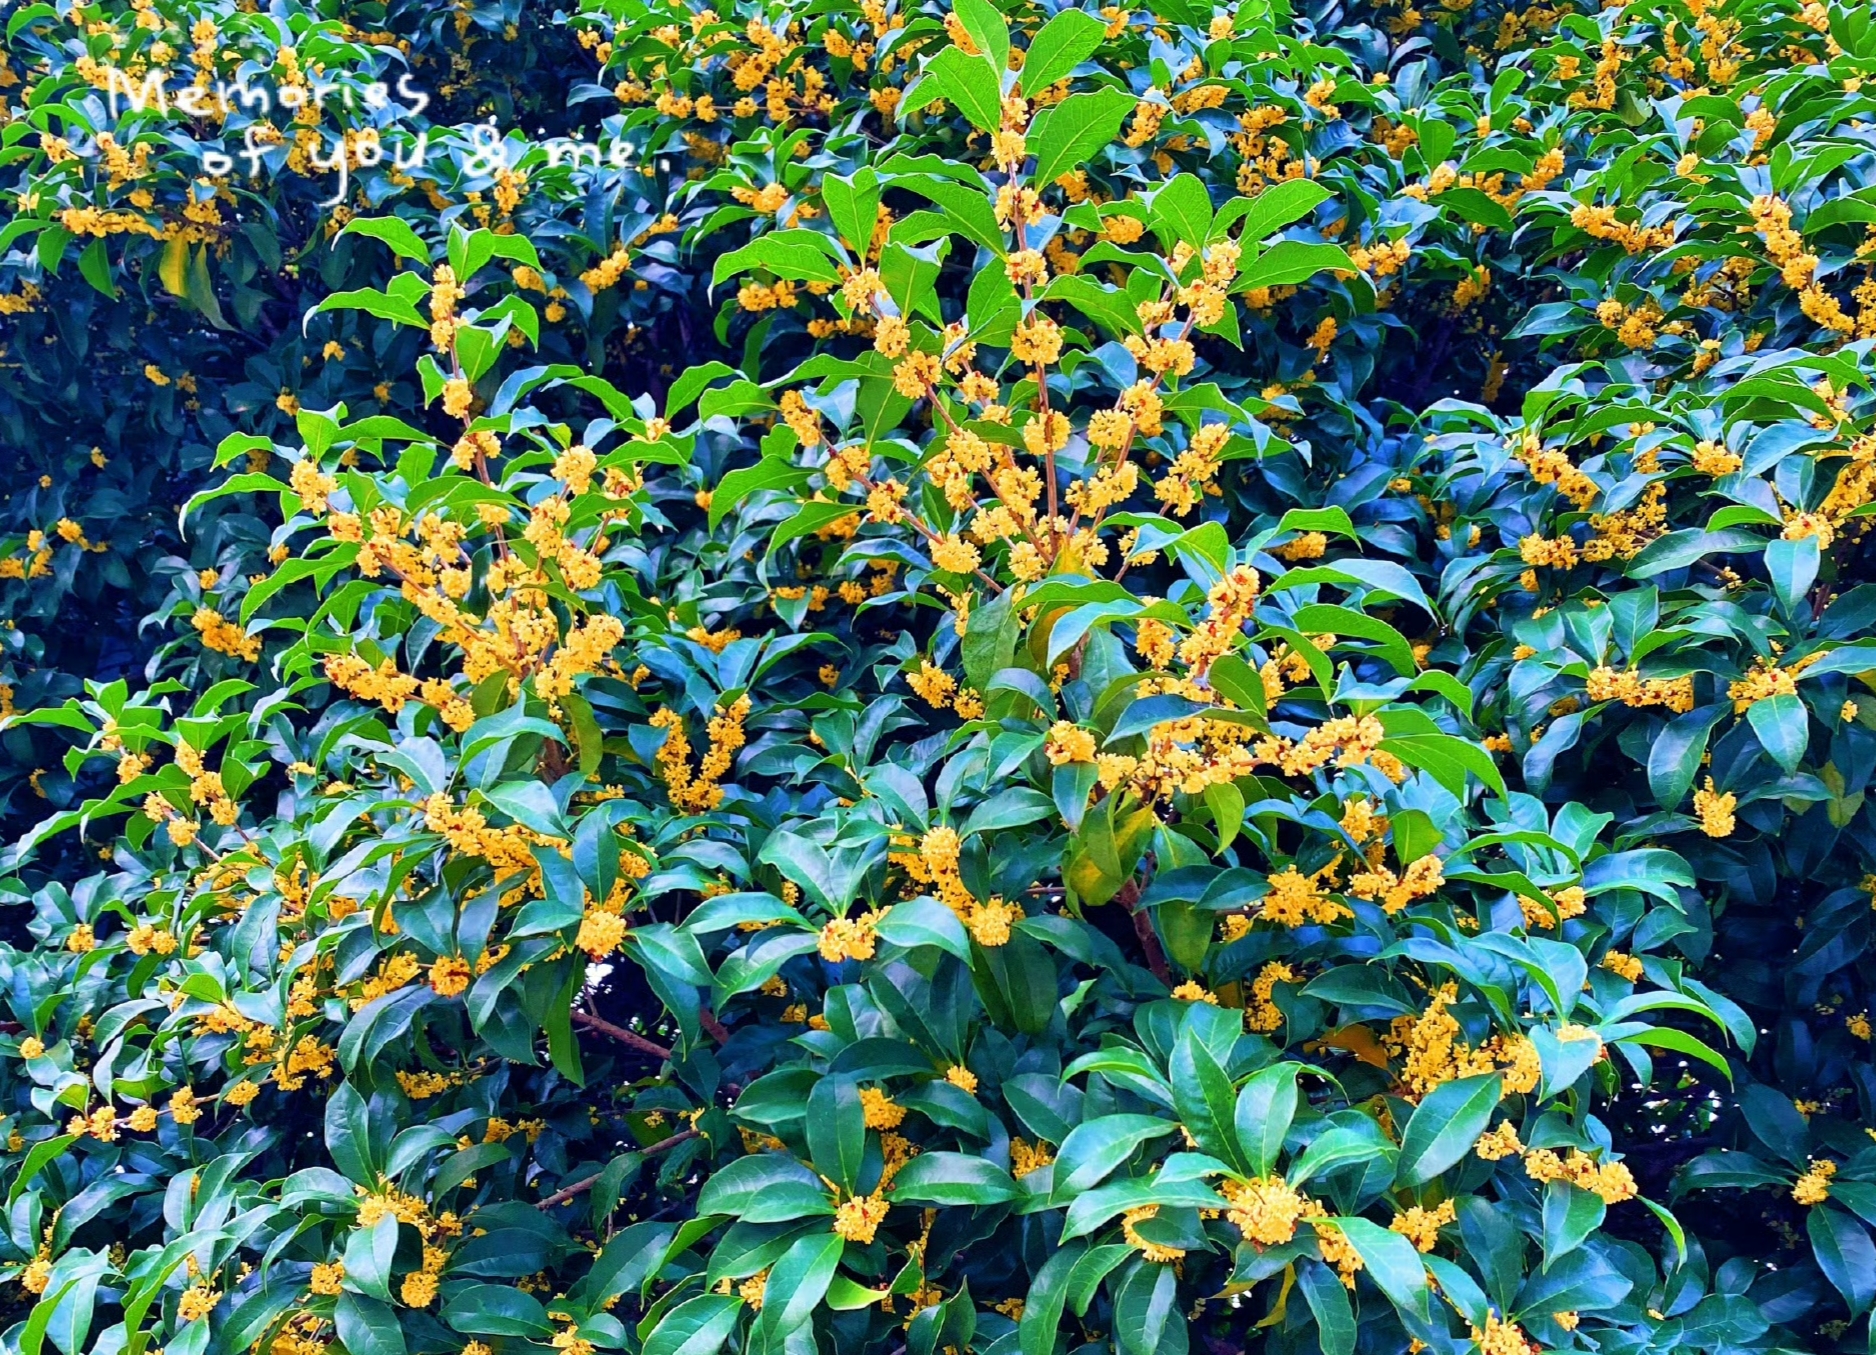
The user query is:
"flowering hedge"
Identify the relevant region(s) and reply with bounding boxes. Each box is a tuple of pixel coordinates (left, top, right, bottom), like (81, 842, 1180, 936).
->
(4, 1, 1876, 1355)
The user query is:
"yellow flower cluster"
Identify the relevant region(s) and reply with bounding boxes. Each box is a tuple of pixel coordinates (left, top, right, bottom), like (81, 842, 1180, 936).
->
(192, 607, 261, 662)
(1727, 655, 1815, 712)
(1244, 960, 1295, 1033)
(1387, 984, 1539, 1099)
(1523, 1148, 1638, 1204)
(649, 696, 751, 813)
(1692, 777, 1736, 837)
(1585, 666, 1694, 712)
(1793, 1157, 1836, 1205)
(1260, 864, 1352, 929)
(894, 825, 1022, 946)
(1219, 1175, 1311, 1246)
(833, 1192, 890, 1242)
(817, 909, 886, 962)
(1347, 852, 1444, 914)
(1388, 1198, 1455, 1252)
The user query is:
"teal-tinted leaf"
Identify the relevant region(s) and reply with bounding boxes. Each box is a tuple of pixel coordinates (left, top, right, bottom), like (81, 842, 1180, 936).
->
(1746, 692, 1808, 773)
(1396, 1074, 1501, 1185)
(1233, 1063, 1300, 1178)
(806, 1075, 866, 1193)
(335, 1296, 406, 1355)
(1019, 9, 1105, 93)
(1541, 1181, 1606, 1269)
(1298, 1259, 1356, 1355)
(890, 1152, 1019, 1205)
(1052, 1115, 1180, 1197)
(1808, 1206, 1876, 1315)
(875, 896, 972, 963)
(642, 1296, 744, 1355)
(1331, 1217, 1430, 1320)
(1764, 535, 1819, 613)
(1627, 527, 1767, 578)
(442, 1286, 554, 1338)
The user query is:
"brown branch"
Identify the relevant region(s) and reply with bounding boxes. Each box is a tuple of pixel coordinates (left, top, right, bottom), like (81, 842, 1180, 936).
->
(700, 1007, 731, 1045)
(570, 1009, 673, 1060)
(536, 1129, 701, 1209)
(1116, 876, 1172, 985)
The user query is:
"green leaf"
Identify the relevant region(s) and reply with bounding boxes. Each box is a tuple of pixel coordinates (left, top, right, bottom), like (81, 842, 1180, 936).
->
(712, 231, 844, 287)
(695, 1155, 833, 1221)
(1170, 1026, 1243, 1171)
(963, 787, 1057, 836)
(1234, 1063, 1300, 1178)
(336, 1295, 406, 1355)
(875, 896, 973, 963)
(890, 1152, 1019, 1205)
(1019, 9, 1106, 94)
(1613, 1027, 1733, 1081)
(807, 1075, 867, 1193)
(1205, 781, 1245, 854)
(1043, 274, 1144, 338)
(753, 1232, 844, 1340)
(768, 500, 863, 557)
(77, 237, 116, 299)
(1019, 1242, 1089, 1355)
(1298, 1259, 1356, 1355)
(1808, 1206, 1876, 1315)
(1149, 175, 1214, 250)
(313, 288, 428, 330)
(1218, 179, 1333, 244)
(1237, 241, 1354, 290)
(9, 1134, 75, 1206)
(643, 1296, 744, 1355)
(925, 44, 1005, 133)
(1378, 733, 1508, 800)
(1208, 654, 1268, 718)
(340, 216, 432, 264)
(711, 458, 811, 530)
(1395, 1074, 1501, 1185)
(1330, 1218, 1430, 1321)
(1029, 87, 1138, 191)
(823, 169, 882, 254)
(1541, 1181, 1606, 1268)
(1436, 186, 1513, 230)
(342, 1214, 399, 1302)
(952, 0, 1011, 72)
(1052, 1115, 1181, 1196)
(21, 1279, 81, 1355)
(666, 361, 739, 417)
(185, 244, 228, 329)
(896, 172, 1007, 252)
(1291, 603, 1418, 677)
(1747, 692, 1808, 773)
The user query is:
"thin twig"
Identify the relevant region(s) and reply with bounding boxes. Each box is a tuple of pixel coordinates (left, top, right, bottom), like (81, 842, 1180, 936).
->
(536, 1129, 701, 1209)
(571, 1009, 673, 1060)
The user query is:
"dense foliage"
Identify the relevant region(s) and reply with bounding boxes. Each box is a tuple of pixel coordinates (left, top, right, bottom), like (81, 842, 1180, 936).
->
(5, 1, 1876, 1355)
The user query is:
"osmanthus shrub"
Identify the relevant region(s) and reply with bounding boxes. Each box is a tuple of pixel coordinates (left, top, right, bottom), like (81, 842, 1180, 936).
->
(3, 1, 1876, 1355)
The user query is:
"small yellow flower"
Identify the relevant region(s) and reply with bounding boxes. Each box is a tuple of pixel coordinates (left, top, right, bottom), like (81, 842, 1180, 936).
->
(832, 1193, 889, 1244)
(1692, 777, 1736, 838)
